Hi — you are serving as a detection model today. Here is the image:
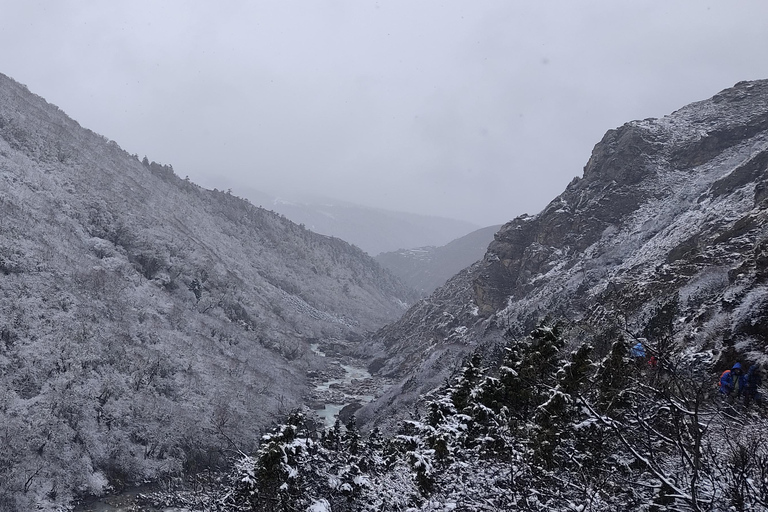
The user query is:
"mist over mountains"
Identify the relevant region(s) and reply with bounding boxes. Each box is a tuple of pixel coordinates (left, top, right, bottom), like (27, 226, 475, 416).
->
(3, 71, 768, 511)
(375, 224, 502, 296)
(195, 178, 481, 256)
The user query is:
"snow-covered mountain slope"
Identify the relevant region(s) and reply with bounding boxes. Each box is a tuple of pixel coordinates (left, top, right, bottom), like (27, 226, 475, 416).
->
(359, 79, 768, 427)
(0, 73, 415, 510)
(375, 224, 502, 296)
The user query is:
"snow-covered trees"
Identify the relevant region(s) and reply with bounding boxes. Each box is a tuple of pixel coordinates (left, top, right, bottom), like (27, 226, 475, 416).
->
(223, 411, 412, 512)
(203, 322, 768, 512)
(0, 72, 421, 510)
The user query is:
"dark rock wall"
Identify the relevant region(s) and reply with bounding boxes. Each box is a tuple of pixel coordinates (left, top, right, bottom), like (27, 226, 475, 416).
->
(361, 79, 768, 429)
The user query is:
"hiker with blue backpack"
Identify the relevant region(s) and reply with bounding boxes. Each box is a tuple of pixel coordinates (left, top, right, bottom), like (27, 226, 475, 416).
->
(719, 362, 746, 398)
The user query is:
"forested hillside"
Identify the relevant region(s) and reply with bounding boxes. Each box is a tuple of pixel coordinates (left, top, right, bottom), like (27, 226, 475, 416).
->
(0, 73, 415, 511)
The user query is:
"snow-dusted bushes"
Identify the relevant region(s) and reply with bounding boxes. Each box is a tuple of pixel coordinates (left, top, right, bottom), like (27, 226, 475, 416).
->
(210, 323, 768, 511)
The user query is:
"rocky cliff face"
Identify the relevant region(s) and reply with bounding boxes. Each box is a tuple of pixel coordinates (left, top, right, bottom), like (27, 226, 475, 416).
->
(0, 73, 415, 510)
(360, 79, 768, 427)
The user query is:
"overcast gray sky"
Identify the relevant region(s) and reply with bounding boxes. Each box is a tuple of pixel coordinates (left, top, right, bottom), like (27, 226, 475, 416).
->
(2, 1, 768, 226)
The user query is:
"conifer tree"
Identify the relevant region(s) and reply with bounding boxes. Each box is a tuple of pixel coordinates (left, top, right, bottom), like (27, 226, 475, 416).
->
(231, 410, 311, 512)
(392, 420, 435, 497)
(532, 343, 593, 468)
(344, 416, 360, 456)
(595, 336, 635, 415)
(424, 393, 457, 461)
(498, 322, 566, 424)
(450, 352, 483, 413)
(560, 343, 594, 398)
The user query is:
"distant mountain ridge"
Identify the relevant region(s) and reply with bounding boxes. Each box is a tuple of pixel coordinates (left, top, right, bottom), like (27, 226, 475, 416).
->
(359, 79, 768, 427)
(375, 224, 502, 296)
(197, 179, 480, 256)
(0, 73, 415, 510)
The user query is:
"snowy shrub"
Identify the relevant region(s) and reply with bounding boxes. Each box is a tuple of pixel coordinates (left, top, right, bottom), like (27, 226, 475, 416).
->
(85, 471, 110, 495)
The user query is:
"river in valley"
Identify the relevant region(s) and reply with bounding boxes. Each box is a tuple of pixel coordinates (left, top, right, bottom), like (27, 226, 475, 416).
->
(309, 342, 377, 426)
(74, 340, 381, 511)
(73, 483, 179, 512)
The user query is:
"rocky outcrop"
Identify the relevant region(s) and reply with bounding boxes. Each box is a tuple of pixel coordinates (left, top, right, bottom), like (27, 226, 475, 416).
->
(360, 79, 768, 428)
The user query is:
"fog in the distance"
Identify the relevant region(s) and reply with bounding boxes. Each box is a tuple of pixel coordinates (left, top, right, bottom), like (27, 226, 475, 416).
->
(2, 1, 768, 226)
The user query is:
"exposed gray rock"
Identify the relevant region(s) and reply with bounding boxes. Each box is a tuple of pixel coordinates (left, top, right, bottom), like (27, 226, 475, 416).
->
(360, 79, 768, 430)
(338, 402, 363, 425)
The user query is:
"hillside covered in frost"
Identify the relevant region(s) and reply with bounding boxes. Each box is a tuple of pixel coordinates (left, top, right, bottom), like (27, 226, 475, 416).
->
(360, 79, 768, 425)
(0, 73, 416, 511)
(5, 69, 768, 511)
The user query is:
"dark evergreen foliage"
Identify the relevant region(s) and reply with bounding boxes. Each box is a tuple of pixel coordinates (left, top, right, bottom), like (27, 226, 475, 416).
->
(202, 322, 768, 512)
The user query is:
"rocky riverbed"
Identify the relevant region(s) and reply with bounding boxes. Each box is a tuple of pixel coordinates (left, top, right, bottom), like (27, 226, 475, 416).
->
(307, 340, 391, 426)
